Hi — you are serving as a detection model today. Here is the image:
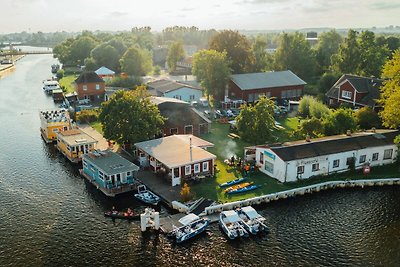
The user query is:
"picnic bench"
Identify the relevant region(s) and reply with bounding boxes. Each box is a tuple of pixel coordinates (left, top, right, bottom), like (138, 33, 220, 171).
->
(228, 133, 240, 139)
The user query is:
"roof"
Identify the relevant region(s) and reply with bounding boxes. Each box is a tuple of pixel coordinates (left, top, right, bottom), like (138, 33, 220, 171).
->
(263, 129, 399, 162)
(241, 206, 259, 219)
(150, 96, 189, 106)
(147, 79, 202, 94)
(95, 66, 115, 76)
(325, 74, 383, 106)
(230, 70, 306, 91)
(82, 150, 139, 175)
(174, 135, 214, 148)
(134, 135, 216, 168)
(75, 72, 104, 84)
(58, 129, 98, 146)
(222, 210, 241, 223)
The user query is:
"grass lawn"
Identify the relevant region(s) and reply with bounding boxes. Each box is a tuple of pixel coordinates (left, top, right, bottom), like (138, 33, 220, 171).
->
(59, 74, 78, 94)
(90, 121, 103, 135)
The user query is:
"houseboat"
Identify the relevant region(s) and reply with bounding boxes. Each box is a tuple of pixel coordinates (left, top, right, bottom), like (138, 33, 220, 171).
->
(56, 129, 97, 163)
(39, 109, 72, 143)
(43, 80, 60, 94)
(81, 150, 140, 197)
(219, 210, 248, 240)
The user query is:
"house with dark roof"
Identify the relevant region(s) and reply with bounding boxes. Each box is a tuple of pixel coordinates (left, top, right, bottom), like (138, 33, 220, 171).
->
(147, 79, 203, 103)
(74, 71, 105, 102)
(245, 129, 399, 183)
(325, 74, 383, 109)
(228, 70, 306, 103)
(150, 97, 210, 137)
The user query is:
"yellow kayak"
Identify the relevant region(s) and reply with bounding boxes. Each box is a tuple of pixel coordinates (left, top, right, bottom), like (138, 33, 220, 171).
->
(224, 182, 253, 193)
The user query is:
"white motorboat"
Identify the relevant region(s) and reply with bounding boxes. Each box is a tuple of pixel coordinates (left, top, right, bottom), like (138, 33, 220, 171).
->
(134, 185, 161, 205)
(219, 210, 249, 239)
(43, 80, 60, 94)
(237, 206, 268, 234)
(168, 213, 210, 243)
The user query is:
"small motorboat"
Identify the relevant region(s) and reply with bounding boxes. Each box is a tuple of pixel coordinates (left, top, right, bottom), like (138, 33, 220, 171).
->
(219, 177, 247, 188)
(224, 182, 253, 193)
(168, 213, 210, 243)
(104, 209, 140, 220)
(219, 210, 249, 239)
(134, 185, 161, 205)
(236, 206, 268, 234)
(227, 184, 260, 194)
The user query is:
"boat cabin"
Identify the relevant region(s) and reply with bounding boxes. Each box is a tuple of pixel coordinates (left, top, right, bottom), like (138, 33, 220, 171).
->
(43, 80, 60, 94)
(39, 109, 72, 143)
(56, 129, 98, 163)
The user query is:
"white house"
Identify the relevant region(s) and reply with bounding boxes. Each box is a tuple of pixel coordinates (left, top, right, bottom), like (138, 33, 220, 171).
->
(147, 79, 203, 103)
(246, 130, 399, 183)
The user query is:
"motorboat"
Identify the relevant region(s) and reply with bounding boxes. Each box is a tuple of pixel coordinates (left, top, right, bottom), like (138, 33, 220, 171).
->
(168, 213, 210, 243)
(236, 206, 268, 234)
(43, 80, 60, 94)
(219, 210, 248, 239)
(227, 184, 260, 194)
(134, 184, 161, 205)
(219, 177, 247, 188)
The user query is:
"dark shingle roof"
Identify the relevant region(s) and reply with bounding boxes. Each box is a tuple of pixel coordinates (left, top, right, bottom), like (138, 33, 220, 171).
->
(268, 130, 398, 161)
(231, 70, 306, 91)
(147, 79, 202, 94)
(75, 72, 104, 84)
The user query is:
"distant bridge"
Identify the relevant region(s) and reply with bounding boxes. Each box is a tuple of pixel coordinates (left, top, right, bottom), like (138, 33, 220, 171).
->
(0, 50, 53, 56)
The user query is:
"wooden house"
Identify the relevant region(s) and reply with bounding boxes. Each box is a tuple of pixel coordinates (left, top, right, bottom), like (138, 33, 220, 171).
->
(56, 129, 98, 163)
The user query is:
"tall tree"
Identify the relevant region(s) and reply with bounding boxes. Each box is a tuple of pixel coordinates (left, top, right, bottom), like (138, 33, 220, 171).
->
(209, 30, 255, 74)
(69, 36, 98, 66)
(358, 31, 389, 77)
(323, 108, 357, 135)
(379, 49, 400, 128)
(236, 97, 276, 144)
(166, 41, 185, 72)
(99, 87, 165, 145)
(192, 49, 231, 102)
(252, 35, 273, 72)
(331, 29, 361, 74)
(274, 32, 316, 81)
(120, 46, 153, 76)
(315, 30, 343, 73)
(89, 43, 120, 71)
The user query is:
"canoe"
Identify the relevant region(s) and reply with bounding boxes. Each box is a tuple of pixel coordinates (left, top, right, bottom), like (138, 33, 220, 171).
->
(104, 211, 140, 220)
(227, 184, 260, 194)
(224, 182, 253, 193)
(219, 177, 247, 187)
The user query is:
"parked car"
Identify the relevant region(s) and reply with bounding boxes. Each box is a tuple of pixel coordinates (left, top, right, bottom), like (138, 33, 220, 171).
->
(226, 109, 235, 117)
(199, 98, 209, 107)
(215, 110, 223, 118)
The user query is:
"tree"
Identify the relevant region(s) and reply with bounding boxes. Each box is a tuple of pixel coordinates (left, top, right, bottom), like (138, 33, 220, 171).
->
(69, 36, 98, 66)
(252, 35, 273, 72)
(323, 108, 357, 135)
(120, 46, 153, 76)
(293, 117, 325, 138)
(331, 29, 361, 74)
(298, 95, 314, 117)
(355, 107, 381, 129)
(192, 49, 231, 102)
(318, 72, 341, 94)
(358, 31, 389, 77)
(315, 30, 343, 73)
(274, 32, 316, 81)
(309, 100, 331, 119)
(89, 43, 120, 71)
(379, 49, 400, 128)
(53, 38, 75, 64)
(180, 183, 193, 202)
(209, 30, 255, 74)
(98, 87, 165, 145)
(166, 41, 185, 72)
(236, 97, 276, 144)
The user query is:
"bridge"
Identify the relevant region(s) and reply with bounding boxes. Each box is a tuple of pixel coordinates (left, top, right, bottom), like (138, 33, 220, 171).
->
(0, 50, 53, 56)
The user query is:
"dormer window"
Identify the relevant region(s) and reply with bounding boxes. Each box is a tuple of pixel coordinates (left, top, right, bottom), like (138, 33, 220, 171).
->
(341, 90, 352, 99)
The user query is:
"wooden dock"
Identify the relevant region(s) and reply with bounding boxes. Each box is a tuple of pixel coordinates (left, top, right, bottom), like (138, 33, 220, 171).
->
(159, 212, 220, 233)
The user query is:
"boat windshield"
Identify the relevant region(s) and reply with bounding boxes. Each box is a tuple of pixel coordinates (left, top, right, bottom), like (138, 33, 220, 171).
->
(242, 206, 259, 219)
(179, 213, 200, 225)
(223, 210, 241, 223)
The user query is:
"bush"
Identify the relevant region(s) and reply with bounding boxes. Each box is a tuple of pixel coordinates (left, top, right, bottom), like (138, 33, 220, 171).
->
(180, 183, 193, 202)
(56, 69, 64, 80)
(76, 109, 99, 123)
(355, 107, 381, 129)
(309, 100, 331, 119)
(153, 65, 161, 75)
(298, 95, 314, 117)
(106, 76, 142, 88)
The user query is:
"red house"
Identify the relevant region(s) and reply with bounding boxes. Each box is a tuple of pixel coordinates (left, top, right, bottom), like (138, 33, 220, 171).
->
(228, 70, 306, 103)
(325, 74, 383, 109)
(74, 72, 105, 102)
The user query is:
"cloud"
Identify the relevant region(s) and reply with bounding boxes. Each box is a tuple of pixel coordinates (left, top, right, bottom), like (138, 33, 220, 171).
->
(179, 7, 196, 12)
(109, 11, 129, 17)
(370, 2, 400, 10)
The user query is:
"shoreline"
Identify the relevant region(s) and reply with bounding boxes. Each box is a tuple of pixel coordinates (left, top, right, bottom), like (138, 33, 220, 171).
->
(0, 55, 25, 77)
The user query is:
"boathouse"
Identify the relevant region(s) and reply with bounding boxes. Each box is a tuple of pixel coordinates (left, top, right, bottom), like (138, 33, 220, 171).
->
(246, 129, 399, 183)
(56, 129, 98, 163)
(134, 135, 216, 186)
(40, 109, 72, 143)
(81, 150, 140, 197)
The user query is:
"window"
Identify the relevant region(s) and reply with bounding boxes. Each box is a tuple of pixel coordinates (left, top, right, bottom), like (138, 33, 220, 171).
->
(98, 171, 104, 180)
(184, 125, 193, 134)
(52, 128, 59, 132)
(359, 155, 366, 164)
(297, 166, 304, 174)
(372, 153, 379, 161)
(383, 149, 393, 160)
(83, 161, 88, 169)
(83, 85, 87, 91)
(194, 163, 200, 173)
(203, 162, 209, 172)
(189, 95, 195, 100)
(95, 84, 100, 90)
(259, 152, 264, 164)
(174, 95, 182, 100)
(312, 163, 319, 172)
(341, 90, 352, 99)
(173, 167, 180, 178)
(170, 128, 178, 135)
(264, 161, 274, 173)
(333, 159, 340, 168)
(185, 165, 191, 175)
(127, 171, 131, 177)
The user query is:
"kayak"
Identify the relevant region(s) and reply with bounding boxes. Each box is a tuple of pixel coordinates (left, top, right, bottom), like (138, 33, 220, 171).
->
(224, 182, 253, 193)
(104, 210, 140, 220)
(227, 184, 261, 194)
(219, 177, 247, 187)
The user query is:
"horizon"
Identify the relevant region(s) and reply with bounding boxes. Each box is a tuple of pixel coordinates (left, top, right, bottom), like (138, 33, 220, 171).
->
(1, 0, 400, 34)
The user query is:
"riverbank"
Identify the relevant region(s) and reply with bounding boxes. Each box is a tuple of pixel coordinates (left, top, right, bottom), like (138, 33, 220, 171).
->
(0, 55, 25, 77)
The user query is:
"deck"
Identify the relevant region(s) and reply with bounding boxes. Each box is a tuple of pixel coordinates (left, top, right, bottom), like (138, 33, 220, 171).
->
(159, 212, 220, 233)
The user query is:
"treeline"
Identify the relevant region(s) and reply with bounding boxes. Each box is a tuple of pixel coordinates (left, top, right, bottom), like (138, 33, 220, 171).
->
(0, 31, 74, 47)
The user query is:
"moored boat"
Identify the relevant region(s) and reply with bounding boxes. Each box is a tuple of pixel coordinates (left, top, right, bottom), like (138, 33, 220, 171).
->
(43, 79, 60, 94)
(219, 177, 247, 187)
(237, 206, 268, 234)
(219, 210, 248, 239)
(104, 209, 140, 220)
(168, 213, 210, 243)
(227, 184, 260, 194)
(134, 185, 161, 205)
(224, 182, 253, 193)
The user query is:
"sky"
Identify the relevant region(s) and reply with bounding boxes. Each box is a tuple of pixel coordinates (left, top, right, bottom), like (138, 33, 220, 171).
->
(1, 0, 399, 33)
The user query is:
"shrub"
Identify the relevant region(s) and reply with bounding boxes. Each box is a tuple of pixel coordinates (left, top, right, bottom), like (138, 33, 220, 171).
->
(106, 76, 142, 88)
(180, 183, 193, 202)
(56, 69, 65, 80)
(76, 109, 99, 123)
(355, 107, 381, 129)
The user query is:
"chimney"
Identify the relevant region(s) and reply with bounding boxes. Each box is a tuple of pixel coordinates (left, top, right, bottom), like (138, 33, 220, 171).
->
(189, 137, 193, 162)
(305, 134, 311, 142)
(346, 130, 351, 136)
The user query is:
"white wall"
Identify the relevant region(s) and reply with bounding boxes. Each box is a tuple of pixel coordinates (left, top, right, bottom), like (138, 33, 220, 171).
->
(164, 87, 203, 103)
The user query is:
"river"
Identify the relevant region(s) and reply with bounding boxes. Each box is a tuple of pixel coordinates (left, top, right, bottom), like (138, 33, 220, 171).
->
(0, 53, 400, 267)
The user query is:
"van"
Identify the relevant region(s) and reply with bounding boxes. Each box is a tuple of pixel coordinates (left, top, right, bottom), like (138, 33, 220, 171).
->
(199, 98, 209, 107)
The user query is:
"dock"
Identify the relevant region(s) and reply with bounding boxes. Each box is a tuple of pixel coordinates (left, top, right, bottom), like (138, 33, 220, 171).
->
(159, 212, 220, 233)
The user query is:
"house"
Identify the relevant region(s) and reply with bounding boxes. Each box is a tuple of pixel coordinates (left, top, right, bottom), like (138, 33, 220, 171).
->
(95, 66, 115, 81)
(56, 129, 98, 163)
(147, 79, 203, 103)
(228, 70, 306, 103)
(39, 109, 72, 143)
(325, 74, 383, 109)
(81, 150, 140, 197)
(150, 97, 210, 136)
(245, 129, 399, 183)
(135, 135, 216, 186)
(74, 71, 105, 103)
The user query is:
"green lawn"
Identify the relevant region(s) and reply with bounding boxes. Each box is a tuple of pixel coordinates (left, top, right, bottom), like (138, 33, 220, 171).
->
(59, 74, 78, 94)
(90, 121, 103, 135)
